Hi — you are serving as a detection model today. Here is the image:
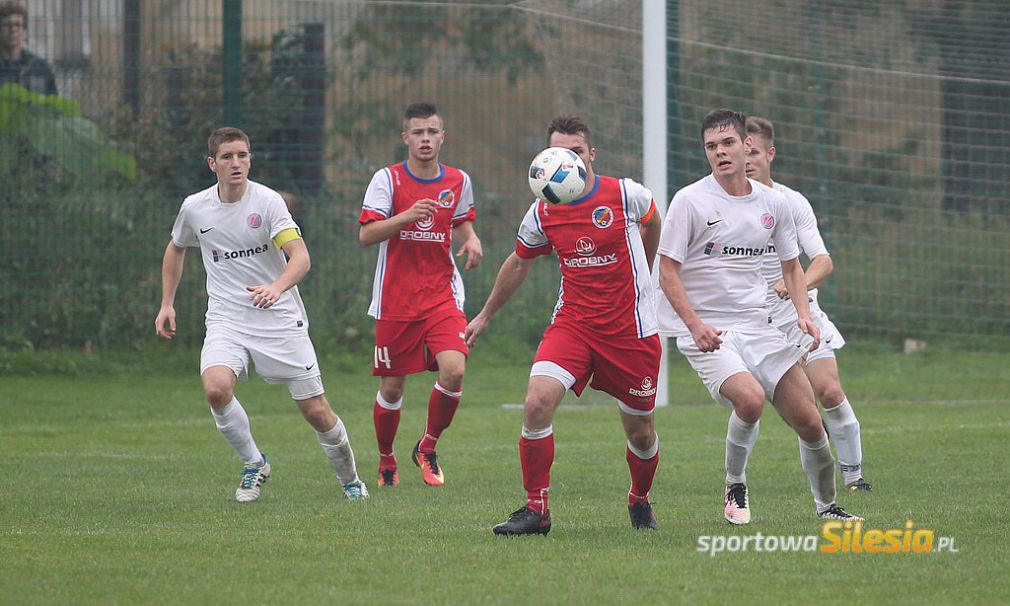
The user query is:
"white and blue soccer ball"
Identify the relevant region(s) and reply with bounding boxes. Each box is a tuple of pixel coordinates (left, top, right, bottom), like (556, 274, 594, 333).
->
(528, 146, 587, 205)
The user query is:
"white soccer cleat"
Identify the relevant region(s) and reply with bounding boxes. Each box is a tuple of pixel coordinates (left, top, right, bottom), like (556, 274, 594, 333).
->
(817, 504, 863, 522)
(235, 454, 271, 503)
(342, 479, 369, 501)
(724, 482, 751, 525)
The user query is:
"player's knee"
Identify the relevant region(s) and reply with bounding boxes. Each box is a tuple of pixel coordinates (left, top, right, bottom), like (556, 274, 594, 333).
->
(627, 426, 656, 452)
(818, 385, 846, 408)
(794, 416, 827, 442)
(299, 397, 335, 429)
(732, 394, 764, 423)
(203, 384, 233, 408)
(438, 367, 465, 392)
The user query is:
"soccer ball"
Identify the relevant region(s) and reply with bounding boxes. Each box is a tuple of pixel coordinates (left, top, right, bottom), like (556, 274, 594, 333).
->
(528, 147, 587, 205)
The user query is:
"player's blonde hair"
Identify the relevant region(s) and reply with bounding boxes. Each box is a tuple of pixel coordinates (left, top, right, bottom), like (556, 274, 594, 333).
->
(746, 116, 775, 146)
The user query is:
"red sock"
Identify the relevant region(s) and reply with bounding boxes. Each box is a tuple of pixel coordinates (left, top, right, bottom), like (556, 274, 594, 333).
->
(417, 383, 461, 453)
(627, 445, 659, 505)
(520, 432, 554, 514)
(373, 401, 400, 470)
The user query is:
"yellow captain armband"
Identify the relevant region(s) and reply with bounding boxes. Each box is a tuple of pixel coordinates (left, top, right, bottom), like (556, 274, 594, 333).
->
(272, 228, 302, 249)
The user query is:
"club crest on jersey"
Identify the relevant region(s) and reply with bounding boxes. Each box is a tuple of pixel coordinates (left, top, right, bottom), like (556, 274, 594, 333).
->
(247, 213, 262, 229)
(628, 376, 657, 397)
(437, 189, 455, 208)
(761, 213, 775, 230)
(575, 236, 597, 256)
(592, 206, 614, 229)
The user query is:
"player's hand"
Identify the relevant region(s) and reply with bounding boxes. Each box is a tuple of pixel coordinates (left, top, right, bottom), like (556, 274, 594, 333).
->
(404, 198, 439, 223)
(798, 317, 821, 352)
(773, 279, 789, 300)
(155, 306, 176, 340)
(464, 314, 490, 347)
(690, 322, 723, 353)
(457, 237, 483, 271)
(246, 285, 282, 309)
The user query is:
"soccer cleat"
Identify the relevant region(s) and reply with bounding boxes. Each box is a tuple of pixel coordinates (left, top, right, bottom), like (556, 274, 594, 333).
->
(411, 440, 444, 486)
(377, 468, 399, 487)
(341, 479, 369, 501)
(235, 454, 271, 503)
(628, 502, 658, 530)
(818, 504, 863, 521)
(724, 482, 751, 525)
(846, 478, 873, 492)
(493, 506, 552, 536)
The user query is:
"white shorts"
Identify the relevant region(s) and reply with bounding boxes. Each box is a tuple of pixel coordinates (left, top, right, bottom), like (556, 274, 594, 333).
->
(200, 324, 324, 400)
(775, 306, 846, 364)
(676, 324, 806, 407)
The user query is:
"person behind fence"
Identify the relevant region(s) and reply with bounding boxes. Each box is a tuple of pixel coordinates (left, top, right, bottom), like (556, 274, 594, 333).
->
(358, 102, 483, 489)
(155, 127, 368, 503)
(656, 108, 862, 525)
(745, 116, 872, 493)
(465, 114, 664, 536)
(0, 1, 57, 96)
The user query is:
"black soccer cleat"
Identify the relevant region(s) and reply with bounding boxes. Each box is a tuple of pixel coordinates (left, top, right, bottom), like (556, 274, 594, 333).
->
(628, 502, 658, 530)
(846, 478, 873, 492)
(817, 504, 864, 522)
(493, 506, 552, 536)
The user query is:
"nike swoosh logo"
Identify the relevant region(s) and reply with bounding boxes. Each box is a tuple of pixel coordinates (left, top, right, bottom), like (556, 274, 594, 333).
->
(200, 227, 215, 234)
(305, 363, 315, 370)
(707, 219, 723, 226)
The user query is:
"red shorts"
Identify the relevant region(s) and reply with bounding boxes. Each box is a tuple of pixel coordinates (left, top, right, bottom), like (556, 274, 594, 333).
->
(373, 309, 469, 376)
(533, 322, 662, 412)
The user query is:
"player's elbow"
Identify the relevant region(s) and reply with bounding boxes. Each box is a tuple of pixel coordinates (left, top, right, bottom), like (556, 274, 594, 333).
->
(820, 255, 834, 276)
(358, 228, 373, 247)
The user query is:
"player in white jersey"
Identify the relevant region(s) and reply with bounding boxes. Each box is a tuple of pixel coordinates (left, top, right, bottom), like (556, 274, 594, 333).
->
(155, 127, 368, 503)
(746, 116, 871, 492)
(657, 109, 861, 524)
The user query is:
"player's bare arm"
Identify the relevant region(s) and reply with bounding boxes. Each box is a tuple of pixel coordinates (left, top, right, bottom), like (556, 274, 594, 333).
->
(358, 198, 440, 246)
(155, 240, 187, 340)
(465, 253, 535, 346)
(774, 254, 833, 300)
(639, 205, 662, 271)
(658, 255, 723, 352)
(453, 220, 483, 271)
(780, 257, 821, 350)
(246, 237, 310, 309)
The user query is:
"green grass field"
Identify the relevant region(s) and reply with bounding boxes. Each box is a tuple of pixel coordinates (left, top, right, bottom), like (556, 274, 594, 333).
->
(2, 346, 1008, 605)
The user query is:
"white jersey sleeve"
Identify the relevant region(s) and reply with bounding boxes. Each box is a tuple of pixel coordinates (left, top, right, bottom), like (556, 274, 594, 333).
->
(170, 196, 199, 248)
(516, 201, 549, 250)
(452, 171, 475, 222)
(656, 189, 697, 263)
(621, 178, 655, 223)
(361, 168, 394, 219)
(791, 190, 828, 259)
(264, 190, 299, 240)
(769, 191, 800, 262)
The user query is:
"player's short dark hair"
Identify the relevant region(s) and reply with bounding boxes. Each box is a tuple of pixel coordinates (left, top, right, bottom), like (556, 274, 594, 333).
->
(746, 116, 775, 145)
(402, 102, 440, 130)
(547, 115, 592, 147)
(701, 109, 748, 142)
(207, 127, 250, 158)
(0, 1, 28, 25)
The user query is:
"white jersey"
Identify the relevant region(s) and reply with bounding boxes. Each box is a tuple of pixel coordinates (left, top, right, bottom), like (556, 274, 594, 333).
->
(171, 180, 309, 336)
(760, 181, 830, 326)
(656, 175, 799, 336)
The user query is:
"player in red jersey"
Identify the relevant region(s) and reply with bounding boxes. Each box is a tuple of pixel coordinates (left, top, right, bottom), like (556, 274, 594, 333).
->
(466, 115, 663, 535)
(359, 102, 483, 488)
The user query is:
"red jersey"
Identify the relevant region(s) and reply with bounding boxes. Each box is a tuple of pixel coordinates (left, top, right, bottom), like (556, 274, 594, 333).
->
(359, 162, 477, 320)
(516, 175, 658, 338)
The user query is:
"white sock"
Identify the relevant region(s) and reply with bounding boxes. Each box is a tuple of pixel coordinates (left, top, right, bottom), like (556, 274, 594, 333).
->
(799, 435, 836, 512)
(317, 417, 359, 485)
(823, 398, 863, 484)
(211, 397, 262, 465)
(725, 411, 759, 485)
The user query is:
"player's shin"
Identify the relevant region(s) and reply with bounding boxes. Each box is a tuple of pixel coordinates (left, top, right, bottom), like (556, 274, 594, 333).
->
(418, 382, 461, 453)
(317, 417, 360, 485)
(626, 435, 659, 504)
(520, 425, 554, 514)
(823, 398, 863, 484)
(798, 434, 836, 511)
(211, 397, 262, 465)
(725, 411, 759, 485)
